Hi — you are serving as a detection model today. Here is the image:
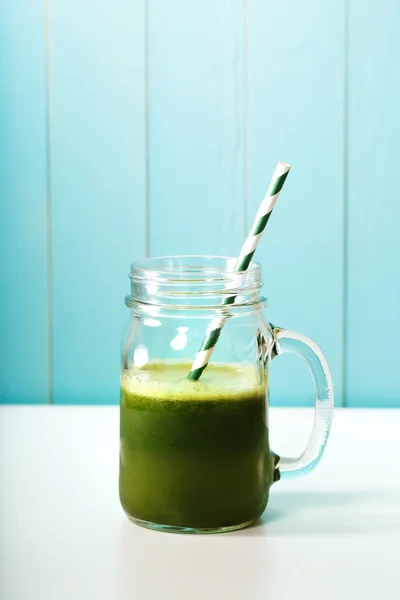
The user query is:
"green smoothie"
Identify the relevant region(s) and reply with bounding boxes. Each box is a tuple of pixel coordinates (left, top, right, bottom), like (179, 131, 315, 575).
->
(119, 362, 275, 531)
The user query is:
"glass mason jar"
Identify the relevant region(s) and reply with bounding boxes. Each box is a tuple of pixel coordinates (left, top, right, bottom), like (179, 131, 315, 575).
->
(119, 256, 334, 534)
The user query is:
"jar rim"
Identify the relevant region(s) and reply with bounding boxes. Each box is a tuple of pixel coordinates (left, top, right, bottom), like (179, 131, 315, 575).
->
(129, 254, 261, 284)
(127, 255, 265, 312)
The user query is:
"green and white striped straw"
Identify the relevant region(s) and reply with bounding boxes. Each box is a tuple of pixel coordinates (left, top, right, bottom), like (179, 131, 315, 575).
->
(187, 161, 291, 381)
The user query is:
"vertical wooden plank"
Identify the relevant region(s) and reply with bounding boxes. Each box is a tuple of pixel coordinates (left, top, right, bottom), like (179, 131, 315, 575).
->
(148, 0, 245, 256)
(346, 1, 400, 407)
(248, 1, 345, 406)
(49, 0, 146, 404)
(0, 2, 49, 403)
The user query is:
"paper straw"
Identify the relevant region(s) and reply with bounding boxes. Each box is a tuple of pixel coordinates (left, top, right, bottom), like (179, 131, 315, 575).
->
(187, 161, 291, 381)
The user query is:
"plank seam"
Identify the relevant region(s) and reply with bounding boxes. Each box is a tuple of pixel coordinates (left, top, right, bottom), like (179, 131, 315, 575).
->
(342, 0, 349, 409)
(144, 0, 150, 258)
(44, 0, 53, 405)
(243, 0, 249, 239)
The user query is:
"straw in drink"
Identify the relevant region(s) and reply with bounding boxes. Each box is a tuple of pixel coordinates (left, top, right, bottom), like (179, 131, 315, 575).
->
(187, 161, 291, 381)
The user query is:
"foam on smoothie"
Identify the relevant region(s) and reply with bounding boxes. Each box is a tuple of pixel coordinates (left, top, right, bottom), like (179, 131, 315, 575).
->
(121, 361, 266, 404)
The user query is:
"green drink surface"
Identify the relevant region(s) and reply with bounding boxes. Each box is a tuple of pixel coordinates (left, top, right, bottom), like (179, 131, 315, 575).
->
(119, 362, 273, 529)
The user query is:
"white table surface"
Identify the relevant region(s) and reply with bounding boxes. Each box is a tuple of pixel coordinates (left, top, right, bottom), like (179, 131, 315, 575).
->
(1, 406, 400, 600)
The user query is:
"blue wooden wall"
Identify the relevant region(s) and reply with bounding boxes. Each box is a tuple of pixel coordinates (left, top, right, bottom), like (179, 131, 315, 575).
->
(0, 1, 399, 407)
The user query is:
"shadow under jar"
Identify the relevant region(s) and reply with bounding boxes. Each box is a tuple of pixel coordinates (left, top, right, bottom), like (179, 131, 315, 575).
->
(119, 256, 333, 534)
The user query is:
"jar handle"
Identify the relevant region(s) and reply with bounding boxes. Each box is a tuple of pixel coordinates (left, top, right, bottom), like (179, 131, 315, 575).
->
(269, 323, 334, 479)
